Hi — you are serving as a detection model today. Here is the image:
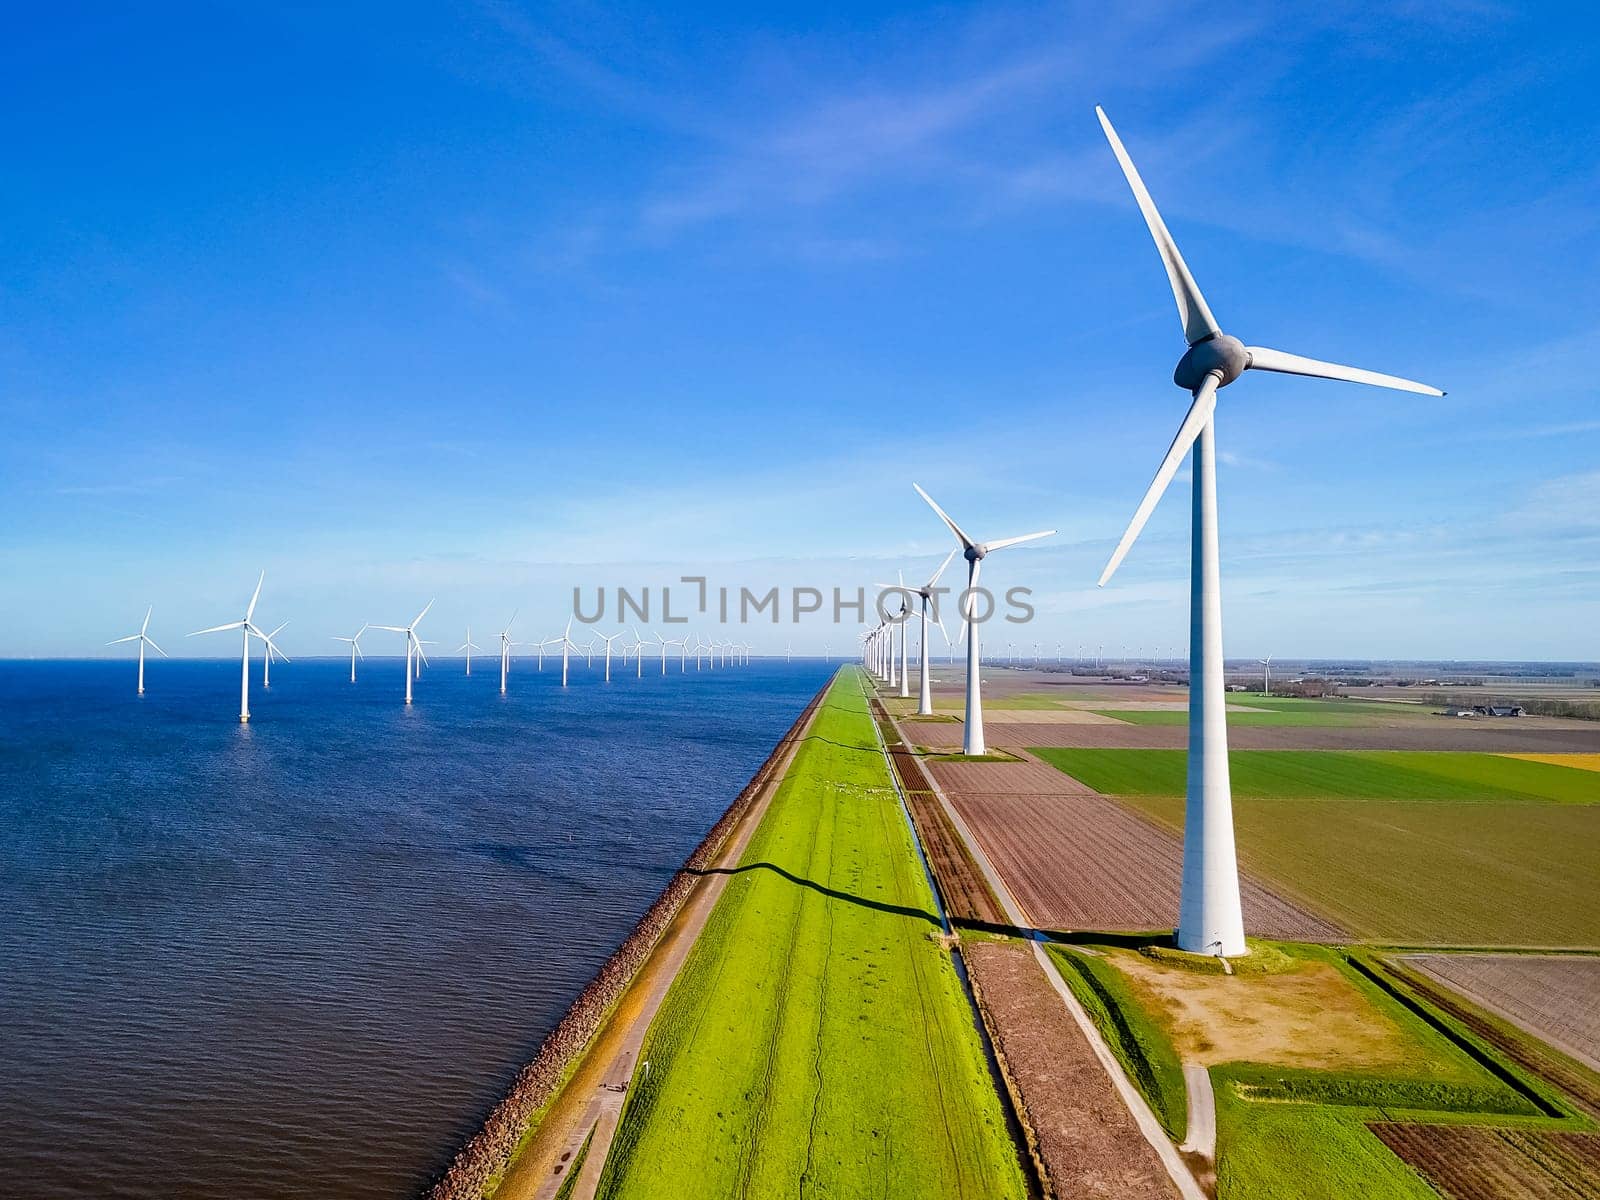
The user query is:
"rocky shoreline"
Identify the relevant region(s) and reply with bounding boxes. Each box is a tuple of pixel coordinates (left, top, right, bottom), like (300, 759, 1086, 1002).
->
(422, 681, 828, 1200)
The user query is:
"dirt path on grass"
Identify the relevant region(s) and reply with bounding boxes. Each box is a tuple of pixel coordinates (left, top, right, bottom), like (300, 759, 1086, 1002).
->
(495, 695, 824, 1200)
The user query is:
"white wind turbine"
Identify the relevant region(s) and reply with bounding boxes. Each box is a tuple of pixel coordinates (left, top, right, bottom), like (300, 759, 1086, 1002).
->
(107, 606, 168, 695)
(262, 621, 288, 687)
(1259, 655, 1273, 696)
(592, 630, 623, 682)
(556, 618, 582, 687)
(457, 627, 482, 676)
(188, 572, 285, 723)
(913, 485, 1053, 755)
(655, 630, 680, 675)
(497, 611, 518, 694)
(909, 550, 957, 716)
(332, 624, 368, 683)
(373, 600, 434, 705)
(876, 571, 918, 700)
(1093, 106, 1443, 957)
(632, 628, 656, 678)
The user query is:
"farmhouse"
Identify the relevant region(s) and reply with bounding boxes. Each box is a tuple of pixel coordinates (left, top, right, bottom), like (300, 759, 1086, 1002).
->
(1473, 704, 1526, 717)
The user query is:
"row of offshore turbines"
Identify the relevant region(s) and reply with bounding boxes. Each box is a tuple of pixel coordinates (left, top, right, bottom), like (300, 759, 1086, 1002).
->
(108, 579, 767, 721)
(862, 108, 1444, 960)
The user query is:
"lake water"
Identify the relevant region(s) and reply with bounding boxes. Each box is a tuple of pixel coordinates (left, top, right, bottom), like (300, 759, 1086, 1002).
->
(0, 655, 833, 1199)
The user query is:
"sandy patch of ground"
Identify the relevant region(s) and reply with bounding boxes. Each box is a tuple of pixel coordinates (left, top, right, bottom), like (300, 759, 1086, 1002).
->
(1113, 953, 1424, 1071)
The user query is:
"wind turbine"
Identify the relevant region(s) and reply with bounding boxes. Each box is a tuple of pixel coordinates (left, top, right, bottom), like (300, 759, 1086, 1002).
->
(497, 611, 518, 694)
(107, 606, 168, 695)
(592, 630, 623, 682)
(632, 628, 656, 678)
(188, 571, 283, 723)
(262, 621, 288, 687)
(457, 628, 482, 676)
(1093, 106, 1443, 957)
(655, 630, 680, 675)
(908, 550, 957, 716)
(1259, 655, 1273, 696)
(374, 600, 434, 705)
(913, 485, 1054, 755)
(557, 618, 582, 686)
(332, 624, 368, 683)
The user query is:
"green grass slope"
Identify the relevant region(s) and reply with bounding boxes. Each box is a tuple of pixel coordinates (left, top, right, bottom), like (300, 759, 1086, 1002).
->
(594, 670, 1025, 1200)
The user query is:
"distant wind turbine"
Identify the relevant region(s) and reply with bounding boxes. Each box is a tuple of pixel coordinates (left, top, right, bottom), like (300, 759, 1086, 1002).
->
(1259, 656, 1273, 696)
(188, 571, 284, 723)
(373, 600, 434, 705)
(457, 627, 482, 676)
(107, 606, 168, 695)
(497, 611, 517, 694)
(909, 550, 956, 716)
(262, 621, 288, 687)
(1092, 105, 1443, 957)
(914, 485, 1053, 755)
(592, 630, 623, 682)
(332, 624, 368, 683)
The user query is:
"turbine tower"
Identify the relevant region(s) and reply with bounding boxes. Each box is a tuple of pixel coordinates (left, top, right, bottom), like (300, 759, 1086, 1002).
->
(457, 628, 482, 676)
(262, 621, 288, 687)
(593, 630, 622, 682)
(374, 600, 434, 705)
(557, 618, 581, 686)
(107, 606, 167, 695)
(913, 485, 1053, 755)
(332, 624, 368, 682)
(188, 571, 285, 723)
(911, 551, 956, 716)
(1259, 655, 1273, 696)
(1093, 106, 1443, 957)
(497, 611, 518, 694)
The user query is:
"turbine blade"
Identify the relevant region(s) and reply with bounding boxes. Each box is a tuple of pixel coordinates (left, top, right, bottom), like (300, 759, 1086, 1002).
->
(1098, 376, 1219, 587)
(107, 634, 141, 645)
(246, 571, 264, 622)
(414, 598, 434, 627)
(981, 529, 1055, 553)
(268, 621, 288, 638)
(145, 637, 169, 657)
(1095, 106, 1219, 346)
(354, 642, 364, 659)
(189, 621, 245, 636)
(926, 547, 958, 590)
(371, 625, 408, 633)
(141, 606, 152, 634)
(503, 608, 518, 635)
(1245, 345, 1444, 396)
(912, 483, 976, 550)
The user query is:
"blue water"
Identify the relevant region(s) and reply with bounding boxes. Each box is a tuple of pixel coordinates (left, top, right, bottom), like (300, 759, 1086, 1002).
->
(0, 655, 833, 1199)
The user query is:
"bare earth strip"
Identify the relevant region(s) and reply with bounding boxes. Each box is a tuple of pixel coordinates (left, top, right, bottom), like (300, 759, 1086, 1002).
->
(1404, 955, 1600, 1072)
(965, 939, 1181, 1200)
(941, 789, 1342, 941)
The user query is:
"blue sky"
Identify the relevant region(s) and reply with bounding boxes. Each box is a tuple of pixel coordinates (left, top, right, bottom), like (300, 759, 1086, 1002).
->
(2, 1, 1597, 660)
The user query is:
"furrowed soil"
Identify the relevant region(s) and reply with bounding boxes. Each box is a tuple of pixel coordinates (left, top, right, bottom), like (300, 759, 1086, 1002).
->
(964, 939, 1180, 1200)
(1370, 1124, 1600, 1200)
(1405, 955, 1600, 1072)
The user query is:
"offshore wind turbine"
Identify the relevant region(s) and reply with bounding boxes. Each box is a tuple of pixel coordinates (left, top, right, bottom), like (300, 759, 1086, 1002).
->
(107, 606, 167, 695)
(592, 630, 622, 682)
(1093, 106, 1443, 957)
(262, 622, 288, 687)
(497, 611, 518, 694)
(632, 628, 656, 678)
(457, 628, 482, 676)
(332, 624, 368, 682)
(557, 618, 581, 686)
(914, 485, 1054, 755)
(188, 571, 283, 723)
(655, 631, 679, 675)
(373, 600, 434, 705)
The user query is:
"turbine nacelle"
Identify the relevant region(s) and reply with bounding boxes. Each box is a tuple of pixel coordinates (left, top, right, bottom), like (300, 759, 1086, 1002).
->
(1174, 333, 1249, 391)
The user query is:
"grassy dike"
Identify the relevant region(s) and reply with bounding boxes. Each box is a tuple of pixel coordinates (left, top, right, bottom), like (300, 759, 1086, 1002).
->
(592, 668, 1026, 1199)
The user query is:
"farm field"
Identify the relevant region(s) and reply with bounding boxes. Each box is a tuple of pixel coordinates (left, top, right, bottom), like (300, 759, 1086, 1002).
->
(941, 787, 1340, 940)
(1404, 954, 1600, 1070)
(1030, 748, 1600, 803)
(1371, 1124, 1600, 1200)
(1045, 938, 1591, 1199)
(1117, 792, 1600, 945)
(592, 671, 1026, 1200)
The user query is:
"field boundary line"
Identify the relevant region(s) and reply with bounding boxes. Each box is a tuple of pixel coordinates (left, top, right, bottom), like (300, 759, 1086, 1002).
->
(885, 701, 1207, 1200)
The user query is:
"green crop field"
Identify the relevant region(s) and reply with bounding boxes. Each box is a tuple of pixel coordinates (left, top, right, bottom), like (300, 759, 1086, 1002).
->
(1031, 748, 1600, 803)
(594, 670, 1026, 1200)
(1093, 708, 1390, 727)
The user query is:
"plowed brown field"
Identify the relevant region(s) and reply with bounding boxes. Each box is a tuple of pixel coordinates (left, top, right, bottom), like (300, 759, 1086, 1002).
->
(1370, 1124, 1600, 1200)
(913, 722, 1600, 753)
(1405, 955, 1600, 1072)
(944, 789, 1341, 940)
(965, 939, 1181, 1200)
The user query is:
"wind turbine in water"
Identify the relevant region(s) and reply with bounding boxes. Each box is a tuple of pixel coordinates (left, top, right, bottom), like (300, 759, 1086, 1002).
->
(333, 624, 368, 682)
(913, 485, 1053, 755)
(497, 611, 518, 694)
(374, 600, 434, 705)
(457, 628, 482, 676)
(108, 606, 168, 695)
(188, 571, 285, 723)
(592, 630, 623, 682)
(262, 621, 288, 687)
(1093, 106, 1443, 957)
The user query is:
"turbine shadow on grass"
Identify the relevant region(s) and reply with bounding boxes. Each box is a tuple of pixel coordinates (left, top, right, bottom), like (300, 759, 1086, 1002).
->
(690, 860, 942, 927)
(799, 734, 884, 756)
